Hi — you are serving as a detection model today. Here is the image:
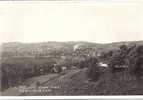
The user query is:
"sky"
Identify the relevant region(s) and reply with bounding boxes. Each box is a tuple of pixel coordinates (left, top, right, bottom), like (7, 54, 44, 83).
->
(0, 1, 143, 43)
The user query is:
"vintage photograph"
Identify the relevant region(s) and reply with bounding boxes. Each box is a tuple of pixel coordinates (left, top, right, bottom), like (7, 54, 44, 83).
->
(0, 1, 143, 96)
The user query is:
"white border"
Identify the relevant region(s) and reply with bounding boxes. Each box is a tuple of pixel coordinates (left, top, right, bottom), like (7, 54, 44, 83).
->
(1, 0, 143, 99)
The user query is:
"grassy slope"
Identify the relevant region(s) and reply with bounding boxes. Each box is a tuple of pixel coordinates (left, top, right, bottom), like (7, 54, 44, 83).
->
(2, 68, 143, 96)
(24, 68, 143, 96)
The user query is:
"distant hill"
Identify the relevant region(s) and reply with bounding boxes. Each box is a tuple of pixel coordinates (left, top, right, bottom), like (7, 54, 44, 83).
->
(1, 41, 143, 57)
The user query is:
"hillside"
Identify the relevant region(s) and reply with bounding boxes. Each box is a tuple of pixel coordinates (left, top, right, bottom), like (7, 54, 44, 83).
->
(2, 67, 143, 96)
(25, 68, 143, 95)
(1, 40, 143, 96)
(1, 41, 143, 57)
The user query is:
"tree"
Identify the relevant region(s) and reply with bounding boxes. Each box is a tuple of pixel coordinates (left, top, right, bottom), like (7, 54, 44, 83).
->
(108, 45, 129, 73)
(87, 57, 101, 82)
(127, 45, 143, 78)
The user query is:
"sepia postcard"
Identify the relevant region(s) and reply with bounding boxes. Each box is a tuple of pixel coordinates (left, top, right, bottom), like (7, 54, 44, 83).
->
(0, 0, 143, 98)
